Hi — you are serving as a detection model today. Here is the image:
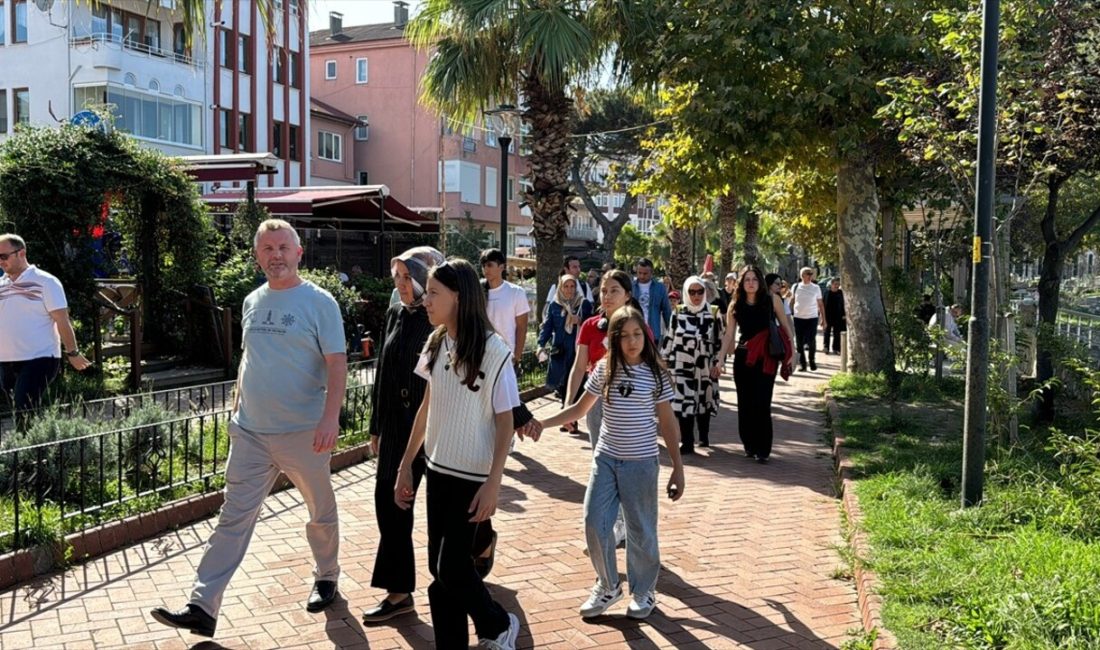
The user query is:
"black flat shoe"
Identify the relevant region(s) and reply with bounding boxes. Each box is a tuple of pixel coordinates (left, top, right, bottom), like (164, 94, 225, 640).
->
(474, 531, 498, 579)
(362, 595, 415, 624)
(307, 580, 339, 612)
(150, 604, 216, 637)
(699, 439, 710, 448)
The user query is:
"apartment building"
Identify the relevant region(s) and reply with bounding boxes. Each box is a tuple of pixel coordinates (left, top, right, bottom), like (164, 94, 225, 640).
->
(0, 0, 310, 187)
(309, 5, 534, 255)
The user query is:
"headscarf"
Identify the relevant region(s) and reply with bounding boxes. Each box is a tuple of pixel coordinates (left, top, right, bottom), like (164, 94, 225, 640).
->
(391, 246, 445, 311)
(555, 274, 586, 334)
(682, 275, 708, 314)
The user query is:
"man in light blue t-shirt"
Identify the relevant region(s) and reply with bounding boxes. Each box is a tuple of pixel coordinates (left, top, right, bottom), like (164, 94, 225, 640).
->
(151, 220, 348, 638)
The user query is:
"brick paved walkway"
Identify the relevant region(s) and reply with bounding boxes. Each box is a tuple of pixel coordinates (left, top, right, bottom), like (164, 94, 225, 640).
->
(0, 354, 857, 649)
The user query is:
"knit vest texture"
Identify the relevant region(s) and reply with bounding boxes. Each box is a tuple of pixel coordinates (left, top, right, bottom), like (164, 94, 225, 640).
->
(424, 333, 512, 482)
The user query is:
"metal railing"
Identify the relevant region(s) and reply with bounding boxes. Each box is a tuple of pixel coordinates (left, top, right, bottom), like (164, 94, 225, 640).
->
(70, 32, 206, 68)
(0, 348, 550, 555)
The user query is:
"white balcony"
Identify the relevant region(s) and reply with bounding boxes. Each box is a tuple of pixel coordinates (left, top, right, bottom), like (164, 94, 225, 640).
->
(566, 225, 599, 241)
(70, 33, 206, 71)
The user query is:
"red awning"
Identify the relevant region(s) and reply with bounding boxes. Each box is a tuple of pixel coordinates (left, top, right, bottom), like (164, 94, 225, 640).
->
(203, 185, 439, 233)
(181, 153, 280, 183)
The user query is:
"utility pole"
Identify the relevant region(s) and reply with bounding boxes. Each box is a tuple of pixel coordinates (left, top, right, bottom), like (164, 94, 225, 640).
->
(962, 0, 1001, 508)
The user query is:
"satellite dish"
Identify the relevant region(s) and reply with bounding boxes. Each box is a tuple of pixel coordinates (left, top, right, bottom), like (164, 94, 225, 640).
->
(33, 0, 53, 12)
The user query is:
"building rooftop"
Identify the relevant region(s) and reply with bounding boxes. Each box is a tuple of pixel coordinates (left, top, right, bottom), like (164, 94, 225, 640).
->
(310, 21, 407, 47)
(309, 97, 361, 126)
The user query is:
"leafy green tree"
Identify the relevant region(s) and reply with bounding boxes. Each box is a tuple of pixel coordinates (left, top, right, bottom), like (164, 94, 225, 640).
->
(443, 216, 495, 264)
(614, 224, 649, 270)
(408, 0, 654, 316)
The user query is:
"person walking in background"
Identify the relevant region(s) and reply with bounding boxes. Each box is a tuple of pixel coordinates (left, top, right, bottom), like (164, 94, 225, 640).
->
(151, 220, 346, 637)
(765, 274, 794, 333)
(632, 258, 672, 338)
(361, 246, 444, 624)
(791, 267, 826, 371)
(545, 255, 594, 309)
(0, 234, 92, 416)
(394, 259, 524, 649)
(668, 290, 681, 311)
(718, 266, 795, 463)
(538, 273, 593, 433)
(537, 306, 684, 620)
(822, 277, 846, 355)
(480, 249, 531, 368)
(587, 268, 601, 298)
(662, 276, 723, 454)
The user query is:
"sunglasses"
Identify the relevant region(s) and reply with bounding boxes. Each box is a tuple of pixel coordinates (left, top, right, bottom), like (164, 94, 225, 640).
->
(687, 288, 705, 296)
(0, 249, 22, 261)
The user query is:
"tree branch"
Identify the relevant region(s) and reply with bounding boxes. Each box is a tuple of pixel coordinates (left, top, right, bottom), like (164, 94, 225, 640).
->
(1064, 200, 1100, 253)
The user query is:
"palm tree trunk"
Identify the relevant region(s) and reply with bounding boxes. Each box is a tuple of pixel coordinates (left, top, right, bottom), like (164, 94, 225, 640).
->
(718, 191, 737, 276)
(743, 209, 761, 268)
(667, 226, 692, 289)
(522, 74, 575, 317)
(836, 155, 895, 374)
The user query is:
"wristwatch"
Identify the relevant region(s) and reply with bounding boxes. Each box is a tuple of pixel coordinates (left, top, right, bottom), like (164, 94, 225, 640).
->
(66, 350, 81, 357)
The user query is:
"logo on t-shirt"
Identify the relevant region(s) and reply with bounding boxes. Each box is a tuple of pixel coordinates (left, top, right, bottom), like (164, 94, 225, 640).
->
(248, 309, 297, 336)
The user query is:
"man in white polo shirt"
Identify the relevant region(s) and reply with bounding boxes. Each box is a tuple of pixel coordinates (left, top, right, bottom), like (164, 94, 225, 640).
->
(0, 234, 91, 415)
(791, 266, 827, 372)
(479, 248, 530, 365)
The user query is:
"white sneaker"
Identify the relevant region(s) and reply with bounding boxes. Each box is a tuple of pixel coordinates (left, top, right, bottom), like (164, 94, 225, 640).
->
(579, 583, 623, 618)
(626, 592, 656, 619)
(480, 611, 519, 649)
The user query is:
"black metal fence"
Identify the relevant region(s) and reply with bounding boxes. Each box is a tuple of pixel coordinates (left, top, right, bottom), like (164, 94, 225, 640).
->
(0, 351, 547, 556)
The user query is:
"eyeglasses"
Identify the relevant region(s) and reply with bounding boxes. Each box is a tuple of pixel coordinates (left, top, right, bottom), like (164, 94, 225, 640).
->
(687, 289, 705, 296)
(0, 249, 22, 261)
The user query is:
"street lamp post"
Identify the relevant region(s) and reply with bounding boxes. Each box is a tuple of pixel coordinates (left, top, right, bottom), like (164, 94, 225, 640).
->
(485, 104, 522, 255)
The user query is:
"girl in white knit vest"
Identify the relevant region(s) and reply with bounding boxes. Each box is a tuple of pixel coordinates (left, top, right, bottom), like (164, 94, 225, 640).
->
(394, 259, 523, 650)
(538, 306, 685, 620)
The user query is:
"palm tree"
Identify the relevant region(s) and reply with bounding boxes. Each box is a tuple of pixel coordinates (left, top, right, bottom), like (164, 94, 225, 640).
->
(407, 0, 653, 314)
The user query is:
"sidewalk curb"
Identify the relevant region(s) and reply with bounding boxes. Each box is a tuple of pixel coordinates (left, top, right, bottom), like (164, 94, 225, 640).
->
(827, 391, 898, 650)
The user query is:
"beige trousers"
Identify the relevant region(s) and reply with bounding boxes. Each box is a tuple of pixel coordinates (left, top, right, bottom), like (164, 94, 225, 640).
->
(190, 422, 340, 617)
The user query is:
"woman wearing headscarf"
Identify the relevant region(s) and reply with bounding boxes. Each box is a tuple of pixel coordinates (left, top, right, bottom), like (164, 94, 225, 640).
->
(661, 275, 724, 454)
(538, 273, 593, 432)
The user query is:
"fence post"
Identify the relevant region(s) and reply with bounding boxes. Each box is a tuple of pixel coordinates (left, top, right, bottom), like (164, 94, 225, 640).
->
(130, 307, 142, 391)
(1004, 313, 1018, 445)
(222, 308, 233, 379)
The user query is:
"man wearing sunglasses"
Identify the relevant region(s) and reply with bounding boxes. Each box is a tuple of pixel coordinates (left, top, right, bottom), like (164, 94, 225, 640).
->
(0, 234, 92, 414)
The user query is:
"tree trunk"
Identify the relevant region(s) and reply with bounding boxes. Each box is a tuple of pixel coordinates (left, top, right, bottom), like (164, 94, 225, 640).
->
(570, 157, 634, 263)
(836, 156, 895, 374)
(742, 209, 761, 267)
(667, 226, 692, 289)
(718, 191, 737, 276)
(523, 74, 575, 318)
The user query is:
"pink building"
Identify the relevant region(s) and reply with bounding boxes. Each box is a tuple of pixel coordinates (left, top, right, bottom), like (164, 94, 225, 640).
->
(309, 97, 361, 185)
(309, 5, 532, 254)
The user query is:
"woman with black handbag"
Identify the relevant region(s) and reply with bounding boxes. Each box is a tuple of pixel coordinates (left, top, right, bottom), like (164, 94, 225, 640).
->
(717, 266, 794, 463)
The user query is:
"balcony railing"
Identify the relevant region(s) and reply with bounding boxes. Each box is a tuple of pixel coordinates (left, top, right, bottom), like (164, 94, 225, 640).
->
(70, 32, 205, 68)
(566, 225, 599, 241)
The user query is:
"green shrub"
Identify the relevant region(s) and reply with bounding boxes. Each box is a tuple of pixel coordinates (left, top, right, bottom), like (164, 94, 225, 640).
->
(300, 267, 363, 348)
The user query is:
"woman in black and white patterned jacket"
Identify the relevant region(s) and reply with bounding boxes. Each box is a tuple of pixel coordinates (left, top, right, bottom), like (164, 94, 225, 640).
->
(660, 275, 724, 455)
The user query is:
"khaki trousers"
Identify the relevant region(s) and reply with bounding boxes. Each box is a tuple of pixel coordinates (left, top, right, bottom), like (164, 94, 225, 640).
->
(190, 422, 340, 617)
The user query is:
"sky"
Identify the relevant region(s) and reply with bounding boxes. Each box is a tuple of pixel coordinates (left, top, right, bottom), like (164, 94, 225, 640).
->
(307, 0, 423, 29)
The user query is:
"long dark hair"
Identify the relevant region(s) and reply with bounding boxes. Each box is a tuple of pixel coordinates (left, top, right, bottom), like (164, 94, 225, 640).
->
(425, 259, 494, 389)
(602, 306, 668, 405)
(598, 269, 642, 329)
(731, 265, 769, 316)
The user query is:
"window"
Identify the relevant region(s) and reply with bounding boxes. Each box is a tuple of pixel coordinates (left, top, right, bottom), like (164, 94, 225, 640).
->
(172, 23, 189, 60)
(14, 0, 27, 42)
(288, 51, 301, 88)
(485, 119, 497, 147)
(145, 18, 161, 53)
(354, 115, 369, 141)
(237, 112, 250, 151)
(288, 124, 299, 160)
(485, 166, 498, 208)
(219, 109, 230, 148)
(325, 59, 337, 80)
(218, 29, 232, 68)
(237, 34, 251, 73)
(358, 171, 369, 185)
(318, 131, 342, 162)
(13, 88, 28, 125)
(0, 0, 6, 44)
(272, 121, 283, 157)
(507, 176, 515, 202)
(125, 14, 141, 48)
(355, 58, 368, 84)
(273, 46, 285, 84)
(0, 90, 6, 132)
(289, 0, 299, 13)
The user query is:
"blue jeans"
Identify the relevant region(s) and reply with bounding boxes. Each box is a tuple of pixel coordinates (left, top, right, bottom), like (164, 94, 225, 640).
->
(584, 453, 660, 596)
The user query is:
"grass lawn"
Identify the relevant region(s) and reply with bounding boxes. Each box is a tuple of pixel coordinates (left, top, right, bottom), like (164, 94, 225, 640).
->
(830, 373, 1100, 649)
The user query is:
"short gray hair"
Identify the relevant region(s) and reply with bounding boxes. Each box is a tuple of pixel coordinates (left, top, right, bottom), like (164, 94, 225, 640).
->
(254, 219, 300, 248)
(0, 234, 26, 250)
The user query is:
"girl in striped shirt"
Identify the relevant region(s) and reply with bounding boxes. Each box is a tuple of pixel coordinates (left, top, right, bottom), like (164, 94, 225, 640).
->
(539, 306, 685, 620)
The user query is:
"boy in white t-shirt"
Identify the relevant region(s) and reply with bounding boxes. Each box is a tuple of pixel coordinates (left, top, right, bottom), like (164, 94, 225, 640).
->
(479, 249, 530, 364)
(791, 267, 827, 372)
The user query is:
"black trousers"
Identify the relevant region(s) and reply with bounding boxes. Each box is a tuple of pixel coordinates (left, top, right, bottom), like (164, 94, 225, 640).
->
(822, 322, 844, 352)
(677, 414, 711, 450)
(426, 469, 509, 648)
(793, 317, 819, 367)
(0, 357, 61, 413)
(733, 348, 777, 459)
(371, 454, 426, 594)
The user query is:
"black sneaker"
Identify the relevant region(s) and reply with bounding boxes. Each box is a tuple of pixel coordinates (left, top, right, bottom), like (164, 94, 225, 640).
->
(150, 604, 216, 637)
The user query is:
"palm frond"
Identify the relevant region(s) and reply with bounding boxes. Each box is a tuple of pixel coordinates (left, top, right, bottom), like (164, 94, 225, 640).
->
(519, 5, 596, 91)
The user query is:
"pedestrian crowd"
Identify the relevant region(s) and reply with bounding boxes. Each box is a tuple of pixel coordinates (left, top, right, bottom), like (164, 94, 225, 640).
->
(0, 226, 851, 649)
